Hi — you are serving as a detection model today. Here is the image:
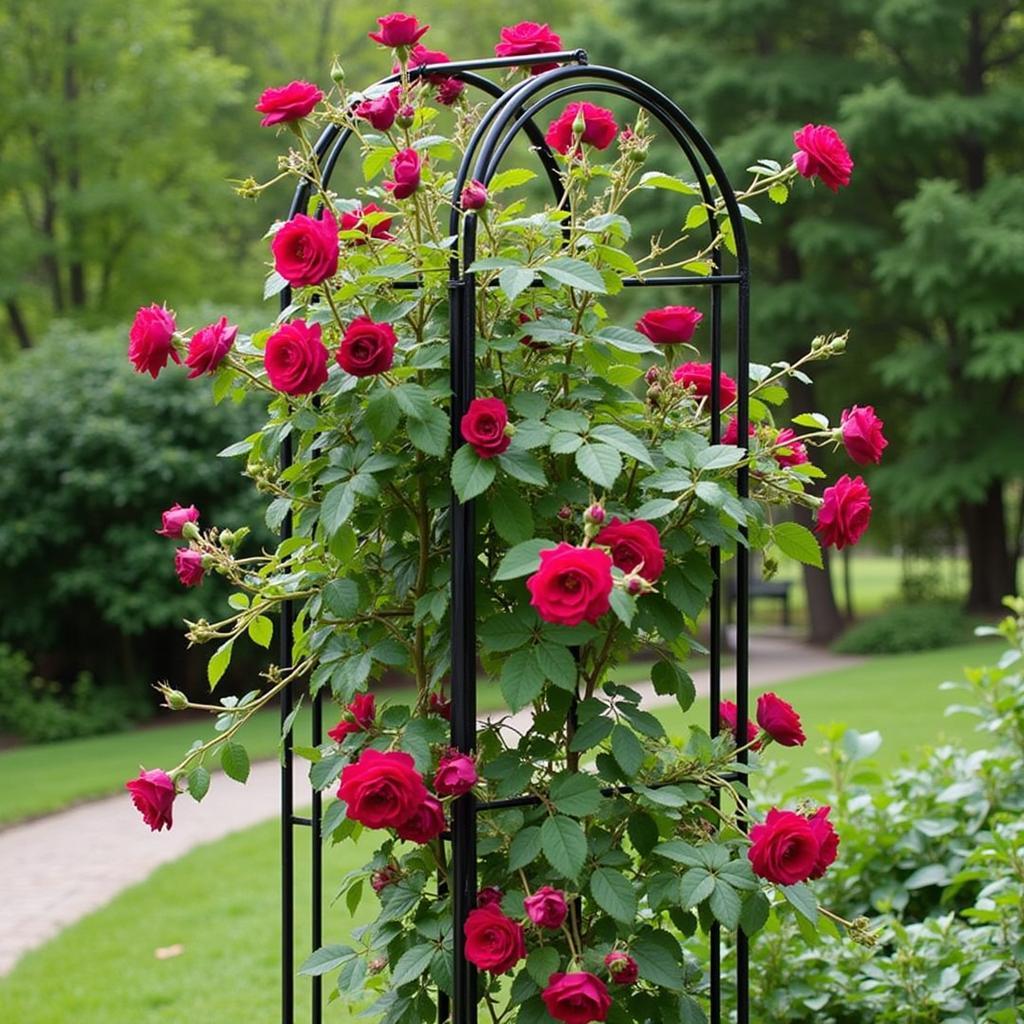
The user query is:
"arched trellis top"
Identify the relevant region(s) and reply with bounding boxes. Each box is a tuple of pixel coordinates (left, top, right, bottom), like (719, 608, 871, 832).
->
(277, 49, 751, 1024)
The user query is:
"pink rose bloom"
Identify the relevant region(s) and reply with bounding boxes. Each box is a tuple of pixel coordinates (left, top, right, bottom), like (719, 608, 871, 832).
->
(476, 886, 503, 908)
(395, 795, 446, 844)
(542, 973, 612, 1024)
(272, 209, 339, 288)
(756, 692, 806, 747)
(185, 316, 237, 378)
(523, 886, 567, 929)
(128, 304, 179, 378)
(672, 362, 737, 407)
(368, 12, 429, 48)
(604, 951, 638, 985)
(773, 427, 809, 467)
(816, 474, 872, 550)
(435, 76, 465, 105)
(355, 87, 401, 131)
(461, 180, 489, 211)
(384, 148, 422, 200)
(807, 806, 840, 879)
(636, 305, 703, 345)
(404, 44, 454, 82)
(840, 405, 887, 465)
(748, 808, 821, 886)
(495, 22, 563, 74)
(174, 548, 205, 587)
(156, 503, 199, 539)
(793, 124, 853, 192)
(722, 417, 755, 446)
(255, 81, 323, 127)
(340, 204, 394, 245)
(125, 769, 176, 831)
(327, 693, 376, 741)
(433, 750, 478, 797)
(593, 518, 666, 582)
(264, 320, 329, 396)
(460, 398, 511, 458)
(463, 905, 526, 975)
(719, 700, 760, 749)
(545, 102, 618, 156)
(527, 543, 613, 626)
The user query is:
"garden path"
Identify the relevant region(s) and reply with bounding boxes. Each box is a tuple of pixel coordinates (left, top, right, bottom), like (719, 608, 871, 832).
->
(0, 633, 862, 974)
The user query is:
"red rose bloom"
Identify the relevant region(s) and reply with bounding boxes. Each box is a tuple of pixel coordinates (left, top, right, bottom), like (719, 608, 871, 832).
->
(463, 905, 526, 974)
(429, 691, 452, 719)
(395, 795, 446, 844)
(337, 749, 428, 830)
(495, 22, 563, 74)
(816, 474, 872, 550)
(340, 204, 394, 245)
(719, 700, 760, 749)
(174, 548, 205, 587)
(264, 320, 329, 396)
(125, 769, 176, 832)
(545, 102, 618, 156)
(722, 417, 755, 446)
(384, 148, 422, 200)
(840, 405, 887, 465)
(460, 398, 511, 459)
(272, 208, 339, 288)
(673, 362, 737, 408)
(368, 13, 429, 48)
(255, 80, 323, 127)
(128, 304, 179, 378)
(636, 305, 703, 345)
(433, 750, 478, 797)
(524, 886, 567, 929)
(748, 808, 821, 886)
(756, 692, 805, 747)
(461, 180, 488, 210)
(355, 87, 401, 131)
(793, 124, 853, 192)
(156, 503, 199, 539)
(371, 866, 399, 892)
(435, 76, 465, 105)
(807, 806, 840, 879)
(527, 543, 613, 626)
(604, 951, 638, 986)
(336, 317, 398, 377)
(328, 693, 377, 742)
(593, 518, 666, 582)
(542, 972, 612, 1024)
(186, 316, 237, 379)
(405, 45, 464, 102)
(773, 427, 809, 467)
(476, 886, 503, 908)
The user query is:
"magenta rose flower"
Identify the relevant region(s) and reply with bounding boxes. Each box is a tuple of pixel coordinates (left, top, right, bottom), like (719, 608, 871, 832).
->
(593, 518, 666, 582)
(371, 865, 399, 892)
(604, 951, 639, 986)
(272, 208, 339, 288)
(368, 12, 429, 48)
(807, 806, 840, 879)
(541, 972, 612, 1024)
(255, 80, 323, 127)
(545, 102, 618, 156)
(395, 796, 446, 843)
(384, 148, 422, 200)
(756, 692, 806, 747)
(156, 503, 199, 539)
(264, 320, 329, 396)
(722, 417, 755, 446)
(463, 905, 526, 974)
(719, 700, 760, 749)
(476, 886, 503, 908)
(429, 691, 452, 720)
(174, 548, 205, 587)
(340, 204, 394, 244)
(337, 749, 428, 830)
(435, 76, 465, 105)
(748, 807, 821, 886)
(355, 87, 401, 131)
(841, 405, 887, 465)
(128, 304, 179, 378)
(185, 316, 237, 378)
(461, 180, 489, 211)
(773, 427, 809, 467)
(816, 474, 872, 550)
(673, 362, 737, 408)
(527, 543, 613, 626)
(327, 692, 376, 742)
(125, 769, 176, 831)
(524, 886, 568, 929)
(636, 305, 703, 345)
(336, 317, 398, 377)
(793, 124, 853, 192)
(433, 750, 478, 797)
(460, 398, 511, 458)
(495, 22, 564, 74)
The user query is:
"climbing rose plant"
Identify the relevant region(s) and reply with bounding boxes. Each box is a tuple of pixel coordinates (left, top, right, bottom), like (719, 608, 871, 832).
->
(125, 15, 883, 1022)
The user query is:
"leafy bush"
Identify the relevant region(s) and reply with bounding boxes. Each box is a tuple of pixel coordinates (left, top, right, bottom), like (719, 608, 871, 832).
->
(833, 602, 970, 654)
(0, 644, 149, 743)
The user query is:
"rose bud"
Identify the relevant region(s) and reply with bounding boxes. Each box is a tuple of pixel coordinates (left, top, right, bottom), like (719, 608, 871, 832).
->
(840, 405, 887, 465)
(367, 13, 430, 49)
(174, 548, 205, 587)
(128, 304, 179, 378)
(523, 886, 568, 929)
(461, 180, 489, 211)
(384, 148, 422, 200)
(433, 750, 478, 797)
(396, 104, 416, 129)
(156, 503, 199, 539)
(476, 886, 503, 908)
(584, 503, 606, 525)
(370, 865, 399, 893)
(125, 769, 176, 831)
(604, 951, 639, 985)
(755, 692, 806, 747)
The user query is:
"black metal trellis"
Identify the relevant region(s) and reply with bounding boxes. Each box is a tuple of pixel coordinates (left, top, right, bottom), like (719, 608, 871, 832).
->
(278, 49, 750, 1024)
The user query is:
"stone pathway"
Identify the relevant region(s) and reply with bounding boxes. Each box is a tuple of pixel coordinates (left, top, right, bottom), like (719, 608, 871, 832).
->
(0, 633, 862, 975)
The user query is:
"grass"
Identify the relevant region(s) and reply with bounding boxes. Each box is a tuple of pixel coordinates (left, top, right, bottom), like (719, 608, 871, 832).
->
(0, 637, 1002, 1022)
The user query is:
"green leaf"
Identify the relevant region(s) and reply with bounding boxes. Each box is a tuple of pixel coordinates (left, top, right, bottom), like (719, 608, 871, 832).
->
(609, 589, 637, 627)
(478, 615, 533, 652)
(538, 257, 607, 294)
(594, 326, 660, 354)
(393, 383, 435, 419)
(610, 724, 644, 776)
(684, 204, 709, 230)
(709, 880, 742, 929)
(499, 266, 536, 302)
(497, 448, 547, 487)
(569, 715, 613, 752)
(526, 946, 560, 987)
(768, 183, 789, 204)
(541, 814, 587, 878)
(739, 890, 771, 937)
(489, 168, 537, 192)
(494, 539, 550, 580)
(550, 773, 603, 817)
(509, 826, 543, 871)
(695, 445, 745, 471)
(365, 390, 402, 441)
(407, 407, 449, 456)
(631, 931, 686, 991)
(489, 484, 534, 544)
(575, 442, 622, 489)
(773, 521, 823, 569)
(310, 753, 345, 791)
(207, 640, 233, 690)
(298, 944, 356, 977)
(320, 483, 355, 537)
(248, 615, 273, 649)
(679, 867, 715, 908)
(638, 172, 698, 195)
(653, 840, 702, 866)
(391, 943, 437, 988)
(782, 882, 818, 924)
(451, 444, 497, 501)
(187, 766, 210, 802)
(263, 270, 288, 300)
(590, 867, 637, 924)
(589, 424, 654, 466)
(534, 642, 577, 690)
(650, 661, 696, 713)
(632, 499, 678, 521)
(323, 579, 361, 619)
(501, 648, 545, 712)
(220, 741, 250, 784)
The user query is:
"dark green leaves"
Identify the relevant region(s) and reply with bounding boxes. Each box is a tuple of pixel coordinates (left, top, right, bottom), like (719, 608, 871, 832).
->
(590, 867, 636, 924)
(575, 442, 622, 489)
(538, 257, 607, 293)
(220, 741, 250, 783)
(501, 648, 545, 711)
(494, 539, 550, 580)
(451, 444, 497, 501)
(550, 772, 603, 817)
(631, 930, 686, 991)
(187, 765, 210, 802)
(390, 943, 437, 987)
(323, 578, 360, 618)
(541, 814, 587, 878)
(611, 724, 644, 776)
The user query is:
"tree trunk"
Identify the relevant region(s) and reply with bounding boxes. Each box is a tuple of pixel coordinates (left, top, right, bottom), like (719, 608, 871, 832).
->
(5, 300, 33, 349)
(960, 479, 1018, 612)
(793, 503, 845, 644)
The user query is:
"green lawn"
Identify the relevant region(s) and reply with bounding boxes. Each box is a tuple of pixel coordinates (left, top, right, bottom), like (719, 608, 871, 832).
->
(0, 638, 1002, 1022)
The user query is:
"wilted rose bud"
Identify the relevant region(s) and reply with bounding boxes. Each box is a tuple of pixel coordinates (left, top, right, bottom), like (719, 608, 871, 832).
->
(369, 957, 388, 975)
(371, 866, 399, 893)
(645, 366, 660, 385)
(396, 104, 415, 129)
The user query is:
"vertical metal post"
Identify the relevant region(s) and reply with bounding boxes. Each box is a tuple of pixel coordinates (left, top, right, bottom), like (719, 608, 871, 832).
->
(280, 428, 295, 1024)
(311, 685, 323, 1023)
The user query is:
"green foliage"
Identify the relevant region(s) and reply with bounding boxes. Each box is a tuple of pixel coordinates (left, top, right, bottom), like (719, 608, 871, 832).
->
(833, 602, 971, 655)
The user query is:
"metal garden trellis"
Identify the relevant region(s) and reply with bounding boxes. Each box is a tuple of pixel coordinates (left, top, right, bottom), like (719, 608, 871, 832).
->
(277, 48, 751, 1024)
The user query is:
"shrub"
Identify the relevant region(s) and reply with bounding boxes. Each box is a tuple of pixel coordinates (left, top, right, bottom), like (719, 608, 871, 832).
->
(833, 602, 970, 654)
